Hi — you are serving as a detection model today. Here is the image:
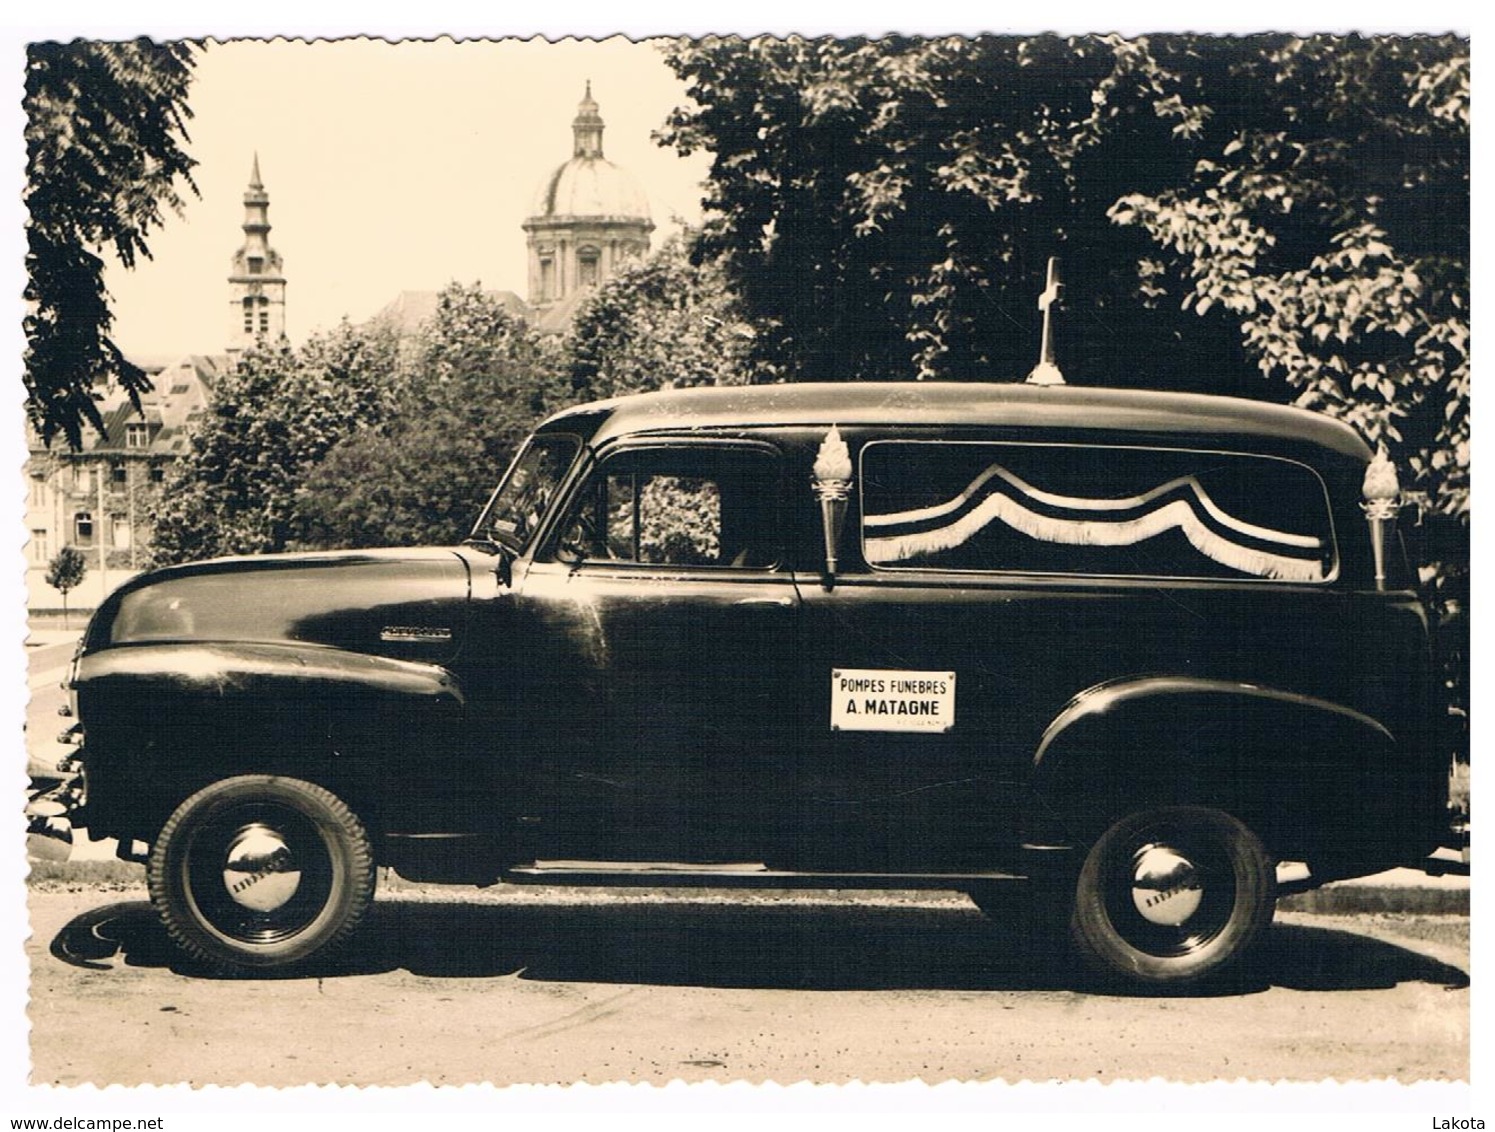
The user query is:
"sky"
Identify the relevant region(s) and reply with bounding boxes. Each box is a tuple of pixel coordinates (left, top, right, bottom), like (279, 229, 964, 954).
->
(102, 37, 714, 360)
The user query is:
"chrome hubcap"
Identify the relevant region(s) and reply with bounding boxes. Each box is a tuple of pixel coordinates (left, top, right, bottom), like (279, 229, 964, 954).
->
(222, 823, 301, 913)
(1129, 843, 1203, 927)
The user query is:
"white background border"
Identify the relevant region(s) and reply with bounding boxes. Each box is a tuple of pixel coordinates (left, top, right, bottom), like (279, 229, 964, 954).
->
(2, 2, 1481, 1126)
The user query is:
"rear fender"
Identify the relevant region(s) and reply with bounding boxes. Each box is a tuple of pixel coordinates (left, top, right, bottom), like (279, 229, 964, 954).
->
(1030, 677, 1418, 864)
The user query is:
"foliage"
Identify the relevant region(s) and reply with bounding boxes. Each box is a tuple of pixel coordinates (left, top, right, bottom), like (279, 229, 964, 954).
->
(24, 38, 198, 450)
(566, 233, 763, 398)
(596, 475, 724, 565)
(151, 285, 567, 561)
(295, 284, 568, 549)
(660, 36, 1212, 384)
(44, 545, 87, 596)
(148, 322, 399, 565)
(660, 34, 1468, 515)
(634, 477, 722, 565)
(1106, 36, 1468, 518)
(150, 242, 760, 558)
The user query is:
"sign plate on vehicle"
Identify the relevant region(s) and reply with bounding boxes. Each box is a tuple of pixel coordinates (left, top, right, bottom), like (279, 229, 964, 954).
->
(830, 668, 956, 733)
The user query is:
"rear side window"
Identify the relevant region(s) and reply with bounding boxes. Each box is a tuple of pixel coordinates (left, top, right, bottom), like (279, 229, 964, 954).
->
(860, 441, 1336, 583)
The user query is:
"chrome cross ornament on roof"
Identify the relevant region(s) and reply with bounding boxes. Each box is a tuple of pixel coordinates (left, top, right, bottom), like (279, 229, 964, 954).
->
(1026, 256, 1066, 386)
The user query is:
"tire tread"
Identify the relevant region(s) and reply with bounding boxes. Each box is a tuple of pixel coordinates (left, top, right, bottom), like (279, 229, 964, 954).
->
(146, 775, 375, 972)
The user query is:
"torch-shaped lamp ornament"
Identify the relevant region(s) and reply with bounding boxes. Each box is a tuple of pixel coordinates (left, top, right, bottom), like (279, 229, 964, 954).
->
(813, 425, 853, 587)
(1361, 447, 1400, 591)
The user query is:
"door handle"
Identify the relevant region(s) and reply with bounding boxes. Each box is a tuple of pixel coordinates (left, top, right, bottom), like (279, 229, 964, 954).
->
(734, 596, 794, 607)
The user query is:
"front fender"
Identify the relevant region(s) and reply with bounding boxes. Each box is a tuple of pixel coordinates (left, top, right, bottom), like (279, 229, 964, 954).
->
(74, 642, 465, 841)
(77, 640, 465, 702)
(1030, 676, 1429, 866)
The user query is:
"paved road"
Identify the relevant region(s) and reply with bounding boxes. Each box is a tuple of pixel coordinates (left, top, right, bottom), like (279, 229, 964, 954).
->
(26, 885, 1468, 1087)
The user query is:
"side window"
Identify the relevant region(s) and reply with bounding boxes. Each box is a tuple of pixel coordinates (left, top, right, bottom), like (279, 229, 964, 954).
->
(861, 441, 1336, 583)
(557, 448, 779, 570)
(475, 434, 581, 552)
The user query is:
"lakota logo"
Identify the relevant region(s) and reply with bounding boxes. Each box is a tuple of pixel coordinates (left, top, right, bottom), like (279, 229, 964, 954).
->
(863, 462, 1326, 582)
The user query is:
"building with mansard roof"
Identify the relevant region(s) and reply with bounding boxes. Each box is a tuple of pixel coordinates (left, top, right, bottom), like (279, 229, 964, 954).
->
(25, 354, 224, 609)
(370, 288, 531, 354)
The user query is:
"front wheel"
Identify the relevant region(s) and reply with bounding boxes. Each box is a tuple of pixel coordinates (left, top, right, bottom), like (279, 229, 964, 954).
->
(147, 775, 375, 971)
(1070, 806, 1274, 989)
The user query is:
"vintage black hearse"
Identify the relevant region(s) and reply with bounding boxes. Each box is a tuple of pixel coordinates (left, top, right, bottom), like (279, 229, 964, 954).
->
(42, 381, 1453, 987)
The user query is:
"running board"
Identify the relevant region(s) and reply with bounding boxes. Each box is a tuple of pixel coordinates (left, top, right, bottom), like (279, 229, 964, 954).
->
(501, 861, 1028, 890)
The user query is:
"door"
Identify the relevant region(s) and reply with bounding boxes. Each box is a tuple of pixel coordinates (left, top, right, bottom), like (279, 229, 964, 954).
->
(512, 440, 802, 861)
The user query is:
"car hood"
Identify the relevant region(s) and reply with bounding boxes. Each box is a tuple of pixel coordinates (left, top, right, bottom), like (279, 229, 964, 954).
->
(88, 547, 473, 664)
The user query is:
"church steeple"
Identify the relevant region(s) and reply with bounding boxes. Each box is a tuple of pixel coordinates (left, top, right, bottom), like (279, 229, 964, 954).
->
(572, 81, 604, 158)
(227, 154, 287, 355)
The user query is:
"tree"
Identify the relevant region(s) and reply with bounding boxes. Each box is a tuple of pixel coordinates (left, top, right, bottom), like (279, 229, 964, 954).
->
(149, 321, 399, 565)
(1107, 35, 1469, 518)
(295, 284, 567, 549)
(566, 233, 764, 399)
(660, 34, 1468, 514)
(24, 38, 197, 450)
(660, 36, 1234, 386)
(45, 546, 87, 629)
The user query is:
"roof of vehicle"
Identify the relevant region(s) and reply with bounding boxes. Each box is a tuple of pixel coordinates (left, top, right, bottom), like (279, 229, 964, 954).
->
(539, 382, 1374, 462)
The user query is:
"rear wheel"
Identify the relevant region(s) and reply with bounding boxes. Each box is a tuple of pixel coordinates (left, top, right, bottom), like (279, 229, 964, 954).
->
(147, 775, 375, 971)
(1070, 805, 1274, 989)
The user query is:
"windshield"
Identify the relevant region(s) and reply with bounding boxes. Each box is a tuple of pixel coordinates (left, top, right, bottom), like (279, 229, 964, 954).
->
(473, 434, 581, 551)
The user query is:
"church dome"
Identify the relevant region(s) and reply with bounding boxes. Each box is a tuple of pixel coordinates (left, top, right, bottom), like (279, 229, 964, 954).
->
(523, 85, 655, 316)
(526, 83, 651, 223)
(529, 155, 652, 222)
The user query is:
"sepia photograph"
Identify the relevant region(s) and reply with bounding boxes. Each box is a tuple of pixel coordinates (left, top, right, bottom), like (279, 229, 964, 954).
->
(5, 12, 1475, 1122)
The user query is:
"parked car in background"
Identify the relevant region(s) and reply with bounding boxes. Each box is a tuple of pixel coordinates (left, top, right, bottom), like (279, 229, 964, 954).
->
(37, 381, 1457, 988)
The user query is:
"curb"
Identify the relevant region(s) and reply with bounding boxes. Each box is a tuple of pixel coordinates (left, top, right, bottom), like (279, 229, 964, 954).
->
(1279, 888, 1468, 915)
(1278, 868, 1469, 916)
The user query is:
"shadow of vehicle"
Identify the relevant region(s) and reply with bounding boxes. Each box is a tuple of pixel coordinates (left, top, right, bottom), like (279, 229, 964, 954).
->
(48, 901, 183, 972)
(1262, 920, 1469, 992)
(45, 894, 1469, 996)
